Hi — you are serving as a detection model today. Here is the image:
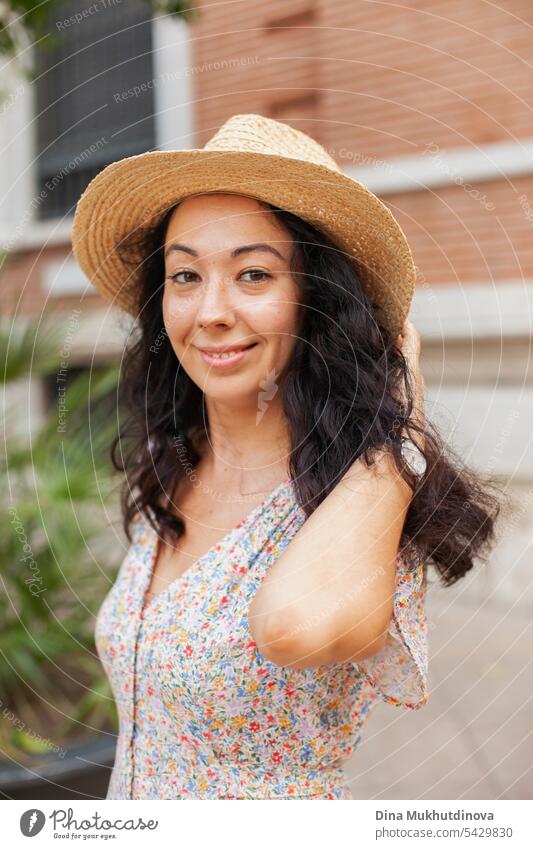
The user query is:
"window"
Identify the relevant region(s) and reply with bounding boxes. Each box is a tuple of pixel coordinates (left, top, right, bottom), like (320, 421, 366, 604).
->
(34, 0, 156, 220)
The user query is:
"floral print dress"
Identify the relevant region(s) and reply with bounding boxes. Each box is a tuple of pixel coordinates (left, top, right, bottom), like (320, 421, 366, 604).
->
(95, 478, 429, 800)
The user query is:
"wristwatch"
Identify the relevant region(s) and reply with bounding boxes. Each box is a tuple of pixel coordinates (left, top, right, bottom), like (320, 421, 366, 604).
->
(400, 437, 427, 479)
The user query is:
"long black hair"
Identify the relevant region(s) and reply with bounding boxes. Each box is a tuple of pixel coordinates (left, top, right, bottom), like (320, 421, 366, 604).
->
(111, 198, 503, 587)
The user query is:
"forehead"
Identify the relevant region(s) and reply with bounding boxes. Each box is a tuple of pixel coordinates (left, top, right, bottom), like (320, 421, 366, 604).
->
(165, 192, 293, 258)
(164, 192, 287, 239)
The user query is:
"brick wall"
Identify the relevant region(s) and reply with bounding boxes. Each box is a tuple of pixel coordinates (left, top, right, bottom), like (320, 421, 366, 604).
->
(0, 245, 101, 317)
(386, 175, 533, 284)
(318, 0, 533, 157)
(5, 1, 532, 316)
(190, 0, 533, 287)
(191, 0, 533, 154)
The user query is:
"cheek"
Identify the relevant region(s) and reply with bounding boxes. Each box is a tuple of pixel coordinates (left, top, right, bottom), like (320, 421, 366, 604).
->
(244, 295, 300, 337)
(162, 291, 194, 346)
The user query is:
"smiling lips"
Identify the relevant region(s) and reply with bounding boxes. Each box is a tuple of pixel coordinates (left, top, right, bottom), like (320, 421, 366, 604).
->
(198, 343, 258, 368)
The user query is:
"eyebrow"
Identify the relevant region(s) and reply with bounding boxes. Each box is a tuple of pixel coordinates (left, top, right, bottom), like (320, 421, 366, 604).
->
(164, 242, 286, 261)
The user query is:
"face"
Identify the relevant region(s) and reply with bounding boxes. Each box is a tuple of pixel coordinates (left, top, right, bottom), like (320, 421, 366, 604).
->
(161, 192, 302, 403)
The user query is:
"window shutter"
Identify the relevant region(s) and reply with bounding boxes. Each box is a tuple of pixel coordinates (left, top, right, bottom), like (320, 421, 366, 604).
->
(35, 0, 156, 220)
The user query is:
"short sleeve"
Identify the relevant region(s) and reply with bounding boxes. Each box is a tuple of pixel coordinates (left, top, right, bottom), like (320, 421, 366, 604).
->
(354, 542, 429, 710)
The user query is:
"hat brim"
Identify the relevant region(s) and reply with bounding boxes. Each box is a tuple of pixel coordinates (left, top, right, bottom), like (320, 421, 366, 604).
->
(71, 148, 415, 336)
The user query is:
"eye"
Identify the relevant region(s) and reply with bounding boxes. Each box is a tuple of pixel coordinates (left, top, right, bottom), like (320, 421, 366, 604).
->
(239, 269, 272, 283)
(165, 268, 272, 286)
(166, 270, 199, 285)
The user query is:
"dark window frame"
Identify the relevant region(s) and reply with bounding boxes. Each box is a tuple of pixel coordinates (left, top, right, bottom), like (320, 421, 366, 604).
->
(34, 0, 156, 221)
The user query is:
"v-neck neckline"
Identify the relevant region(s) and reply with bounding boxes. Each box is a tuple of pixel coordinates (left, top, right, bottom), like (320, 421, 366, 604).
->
(139, 476, 294, 618)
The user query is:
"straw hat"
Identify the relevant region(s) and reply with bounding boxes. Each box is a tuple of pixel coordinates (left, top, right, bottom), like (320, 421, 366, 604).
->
(72, 113, 416, 337)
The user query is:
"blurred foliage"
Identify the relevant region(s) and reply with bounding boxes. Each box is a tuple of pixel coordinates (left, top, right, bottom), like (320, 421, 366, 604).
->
(0, 0, 195, 765)
(0, 315, 125, 763)
(0, 312, 63, 382)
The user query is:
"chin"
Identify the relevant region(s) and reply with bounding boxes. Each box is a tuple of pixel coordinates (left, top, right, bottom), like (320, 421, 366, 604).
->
(201, 378, 261, 400)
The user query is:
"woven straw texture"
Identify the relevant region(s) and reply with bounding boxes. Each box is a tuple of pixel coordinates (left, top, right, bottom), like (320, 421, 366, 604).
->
(71, 113, 416, 337)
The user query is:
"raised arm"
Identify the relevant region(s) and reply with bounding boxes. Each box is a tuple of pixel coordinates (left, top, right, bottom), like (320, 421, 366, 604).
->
(247, 449, 416, 669)
(248, 320, 425, 670)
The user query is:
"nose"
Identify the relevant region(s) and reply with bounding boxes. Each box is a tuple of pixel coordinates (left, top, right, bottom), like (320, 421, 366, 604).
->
(195, 274, 235, 328)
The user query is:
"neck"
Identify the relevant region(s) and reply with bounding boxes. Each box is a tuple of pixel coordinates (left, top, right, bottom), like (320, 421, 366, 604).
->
(195, 395, 291, 494)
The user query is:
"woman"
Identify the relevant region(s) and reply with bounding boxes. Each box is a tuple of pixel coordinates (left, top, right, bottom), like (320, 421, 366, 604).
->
(72, 114, 501, 800)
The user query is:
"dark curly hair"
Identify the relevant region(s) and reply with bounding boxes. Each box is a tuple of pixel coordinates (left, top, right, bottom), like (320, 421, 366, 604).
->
(111, 198, 503, 588)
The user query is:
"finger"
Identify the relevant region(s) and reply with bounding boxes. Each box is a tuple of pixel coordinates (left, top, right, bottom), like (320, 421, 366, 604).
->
(404, 320, 421, 353)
